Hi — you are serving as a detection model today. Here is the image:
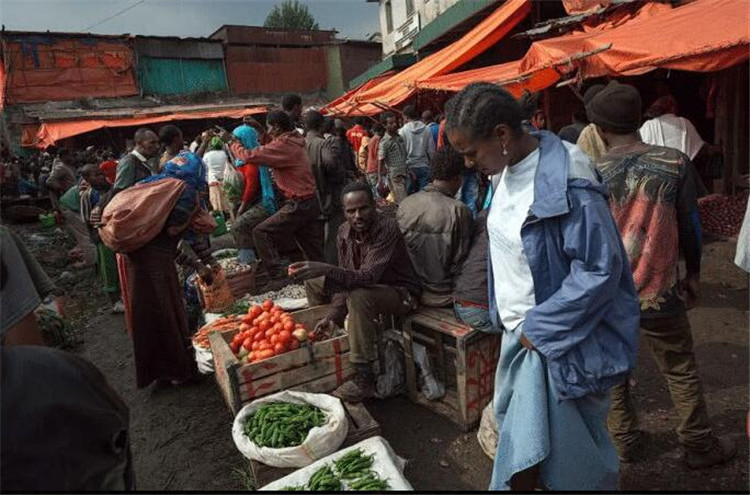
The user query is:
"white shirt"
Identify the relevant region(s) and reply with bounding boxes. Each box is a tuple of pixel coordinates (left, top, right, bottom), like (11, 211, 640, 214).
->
(488, 148, 540, 331)
(639, 114, 705, 160)
(203, 150, 229, 183)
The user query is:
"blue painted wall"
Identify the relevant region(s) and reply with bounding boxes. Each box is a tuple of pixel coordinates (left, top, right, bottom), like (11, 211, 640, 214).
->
(138, 56, 227, 96)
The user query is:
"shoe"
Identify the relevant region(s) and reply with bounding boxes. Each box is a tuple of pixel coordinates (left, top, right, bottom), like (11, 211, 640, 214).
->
(614, 431, 645, 463)
(332, 372, 376, 403)
(684, 435, 737, 469)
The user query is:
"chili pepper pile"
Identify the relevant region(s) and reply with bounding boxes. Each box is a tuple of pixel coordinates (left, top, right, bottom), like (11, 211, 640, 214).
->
(243, 402, 326, 448)
(281, 448, 391, 491)
(698, 192, 749, 238)
(192, 314, 243, 349)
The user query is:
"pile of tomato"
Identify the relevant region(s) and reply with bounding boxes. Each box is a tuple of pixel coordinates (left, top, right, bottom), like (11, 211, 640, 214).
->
(229, 299, 309, 364)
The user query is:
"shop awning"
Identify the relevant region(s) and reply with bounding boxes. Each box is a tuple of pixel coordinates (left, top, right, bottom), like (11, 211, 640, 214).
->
(323, 71, 395, 116)
(333, 0, 532, 115)
(416, 0, 749, 96)
(27, 105, 267, 149)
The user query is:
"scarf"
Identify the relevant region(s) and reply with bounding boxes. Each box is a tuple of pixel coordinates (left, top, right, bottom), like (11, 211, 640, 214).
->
(232, 124, 277, 214)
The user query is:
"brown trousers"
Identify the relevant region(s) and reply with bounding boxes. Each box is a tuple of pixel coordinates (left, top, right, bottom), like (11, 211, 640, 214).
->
(253, 197, 324, 278)
(306, 276, 412, 364)
(608, 312, 714, 451)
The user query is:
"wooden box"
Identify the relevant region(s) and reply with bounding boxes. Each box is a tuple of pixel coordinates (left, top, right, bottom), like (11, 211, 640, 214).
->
(209, 305, 353, 414)
(248, 401, 381, 488)
(402, 307, 500, 432)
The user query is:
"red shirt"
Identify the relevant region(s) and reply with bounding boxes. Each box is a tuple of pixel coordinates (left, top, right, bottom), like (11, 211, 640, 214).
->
(99, 160, 118, 185)
(230, 131, 316, 200)
(346, 125, 367, 156)
(240, 163, 260, 203)
(366, 134, 381, 174)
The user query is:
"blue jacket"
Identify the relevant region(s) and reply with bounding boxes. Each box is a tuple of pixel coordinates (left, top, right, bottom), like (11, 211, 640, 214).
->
(488, 131, 640, 400)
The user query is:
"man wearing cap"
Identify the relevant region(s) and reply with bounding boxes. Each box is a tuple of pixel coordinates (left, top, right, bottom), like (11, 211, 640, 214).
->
(589, 81, 736, 469)
(576, 84, 608, 162)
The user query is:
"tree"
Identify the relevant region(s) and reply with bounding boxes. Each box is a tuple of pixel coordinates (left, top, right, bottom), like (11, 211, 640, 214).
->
(264, 0, 320, 31)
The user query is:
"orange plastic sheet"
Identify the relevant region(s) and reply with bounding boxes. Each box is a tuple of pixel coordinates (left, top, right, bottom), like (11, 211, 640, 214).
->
(336, 0, 531, 115)
(3, 37, 139, 104)
(417, 0, 749, 96)
(29, 106, 267, 149)
(521, 0, 750, 78)
(322, 71, 394, 116)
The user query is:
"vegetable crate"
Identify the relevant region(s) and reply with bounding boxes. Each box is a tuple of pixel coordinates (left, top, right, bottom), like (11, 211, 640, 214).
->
(249, 401, 381, 488)
(402, 307, 500, 432)
(210, 305, 353, 414)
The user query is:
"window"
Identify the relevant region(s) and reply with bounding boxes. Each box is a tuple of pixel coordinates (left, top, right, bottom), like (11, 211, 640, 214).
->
(406, 0, 415, 15)
(385, 1, 393, 33)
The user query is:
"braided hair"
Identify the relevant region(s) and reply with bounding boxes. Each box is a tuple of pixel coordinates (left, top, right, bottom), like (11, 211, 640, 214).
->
(445, 83, 523, 140)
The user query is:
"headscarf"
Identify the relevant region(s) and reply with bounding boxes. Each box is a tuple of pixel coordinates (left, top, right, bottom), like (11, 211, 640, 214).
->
(232, 124, 277, 214)
(141, 150, 207, 192)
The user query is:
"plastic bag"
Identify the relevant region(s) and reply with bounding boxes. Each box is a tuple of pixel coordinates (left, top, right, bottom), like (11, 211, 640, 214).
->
(222, 161, 244, 204)
(413, 342, 445, 401)
(260, 436, 413, 490)
(232, 391, 348, 468)
(376, 340, 405, 398)
(193, 341, 214, 374)
(477, 402, 498, 459)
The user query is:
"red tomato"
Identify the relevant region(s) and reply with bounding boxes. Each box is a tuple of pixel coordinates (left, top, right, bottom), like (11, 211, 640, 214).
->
(230, 341, 241, 353)
(262, 299, 274, 311)
(242, 338, 253, 351)
(253, 331, 265, 342)
(238, 323, 249, 332)
(250, 306, 262, 318)
(247, 351, 257, 362)
(282, 320, 295, 332)
(307, 331, 318, 342)
(251, 341, 261, 351)
(269, 315, 278, 325)
(289, 338, 300, 350)
(264, 328, 276, 339)
(258, 349, 275, 360)
(278, 330, 292, 343)
(259, 341, 271, 351)
(260, 320, 272, 332)
(273, 342, 285, 354)
(241, 315, 253, 324)
(270, 334, 280, 344)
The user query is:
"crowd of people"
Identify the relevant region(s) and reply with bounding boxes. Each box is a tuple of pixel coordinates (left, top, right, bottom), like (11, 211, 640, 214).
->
(1, 81, 748, 491)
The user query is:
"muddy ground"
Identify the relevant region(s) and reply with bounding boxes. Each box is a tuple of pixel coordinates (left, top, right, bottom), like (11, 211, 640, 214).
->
(12, 223, 749, 491)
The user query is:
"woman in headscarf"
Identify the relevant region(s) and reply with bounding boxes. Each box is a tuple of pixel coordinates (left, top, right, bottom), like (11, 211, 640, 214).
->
(125, 131, 217, 388)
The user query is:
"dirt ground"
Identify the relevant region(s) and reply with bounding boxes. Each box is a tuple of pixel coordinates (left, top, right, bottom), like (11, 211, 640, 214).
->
(12, 223, 749, 491)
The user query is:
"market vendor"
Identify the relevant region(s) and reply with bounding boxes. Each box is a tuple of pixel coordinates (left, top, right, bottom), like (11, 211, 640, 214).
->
(396, 145, 473, 307)
(288, 181, 421, 403)
(220, 111, 324, 291)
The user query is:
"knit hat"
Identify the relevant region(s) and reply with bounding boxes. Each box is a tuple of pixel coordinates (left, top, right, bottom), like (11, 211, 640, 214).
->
(587, 81, 642, 134)
(583, 84, 606, 108)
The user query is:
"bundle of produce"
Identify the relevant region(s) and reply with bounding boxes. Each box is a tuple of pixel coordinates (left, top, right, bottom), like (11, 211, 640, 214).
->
(232, 391, 348, 468)
(192, 314, 243, 349)
(261, 436, 412, 491)
(698, 192, 749, 238)
(229, 299, 315, 364)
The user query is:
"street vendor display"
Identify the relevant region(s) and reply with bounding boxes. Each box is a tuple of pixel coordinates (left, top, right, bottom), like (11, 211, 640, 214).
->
(232, 391, 348, 468)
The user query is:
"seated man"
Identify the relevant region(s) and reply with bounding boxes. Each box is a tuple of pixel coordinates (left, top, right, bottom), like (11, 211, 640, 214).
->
(396, 146, 473, 307)
(289, 182, 421, 402)
(452, 209, 492, 332)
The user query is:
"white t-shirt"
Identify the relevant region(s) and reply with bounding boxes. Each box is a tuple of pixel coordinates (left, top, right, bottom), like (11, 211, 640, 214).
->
(639, 114, 705, 160)
(488, 148, 539, 331)
(203, 150, 229, 183)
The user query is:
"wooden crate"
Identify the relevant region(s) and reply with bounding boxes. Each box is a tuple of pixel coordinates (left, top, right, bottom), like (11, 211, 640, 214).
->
(209, 305, 353, 414)
(248, 401, 381, 488)
(402, 307, 500, 432)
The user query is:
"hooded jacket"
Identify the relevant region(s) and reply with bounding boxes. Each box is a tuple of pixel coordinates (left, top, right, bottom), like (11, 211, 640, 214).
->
(399, 120, 436, 169)
(488, 131, 640, 400)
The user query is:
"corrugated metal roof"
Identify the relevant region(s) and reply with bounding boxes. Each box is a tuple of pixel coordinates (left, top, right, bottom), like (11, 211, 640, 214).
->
(210, 25, 337, 46)
(134, 36, 224, 59)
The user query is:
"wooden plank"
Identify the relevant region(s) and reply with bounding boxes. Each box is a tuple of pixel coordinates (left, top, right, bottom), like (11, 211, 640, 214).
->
(402, 316, 419, 401)
(234, 335, 350, 384)
(210, 331, 242, 413)
(455, 336, 469, 425)
(289, 367, 355, 394)
(238, 354, 351, 402)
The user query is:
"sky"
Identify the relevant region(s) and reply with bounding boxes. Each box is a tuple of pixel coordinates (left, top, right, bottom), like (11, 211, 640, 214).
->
(0, 0, 381, 40)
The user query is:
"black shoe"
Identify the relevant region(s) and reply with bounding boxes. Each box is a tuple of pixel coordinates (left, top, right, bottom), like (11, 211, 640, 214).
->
(684, 435, 737, 469)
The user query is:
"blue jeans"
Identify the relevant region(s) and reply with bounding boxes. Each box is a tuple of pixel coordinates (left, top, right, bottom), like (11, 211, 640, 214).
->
(408, 166, 430, 194)
(454, 301, 496, 333)
(460, 170, 480, 218)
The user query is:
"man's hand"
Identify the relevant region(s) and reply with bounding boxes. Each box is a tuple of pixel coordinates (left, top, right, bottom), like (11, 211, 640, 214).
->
(520, 333, 536, 351)
(89, 206, 102, 226)
(313, 318, 336, 340)
(288, 261, 332, 281)
(681, 274, 701, 310)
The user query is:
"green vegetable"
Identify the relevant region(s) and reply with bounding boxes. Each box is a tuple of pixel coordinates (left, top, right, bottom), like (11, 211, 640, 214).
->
(347, 471, 390, 491)
(307, 465, 341, 491)
(334, 449, 375, 480)
(243, 402, 326, 449)
(280, 485, 305, 491)
(221, 300, 250, 316)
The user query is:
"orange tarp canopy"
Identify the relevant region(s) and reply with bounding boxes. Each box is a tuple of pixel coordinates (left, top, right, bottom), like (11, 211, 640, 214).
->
(521, 0, 749, 78)
(322, 71, 394, 116)
(29, 106, 267, 149)
(416, 0, 749, 95)
(339, 0, 531, 115)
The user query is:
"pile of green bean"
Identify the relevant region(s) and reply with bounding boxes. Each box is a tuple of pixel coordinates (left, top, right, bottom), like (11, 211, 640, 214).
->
(281, 448, 391, 491)
(243, 402, 326, 448)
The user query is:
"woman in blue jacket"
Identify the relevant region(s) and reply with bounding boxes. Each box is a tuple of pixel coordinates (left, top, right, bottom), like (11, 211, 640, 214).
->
(445, 83, 640, 491)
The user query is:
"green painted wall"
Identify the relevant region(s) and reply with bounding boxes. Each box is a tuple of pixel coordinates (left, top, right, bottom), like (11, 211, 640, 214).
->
(138, 56, 228, 96)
